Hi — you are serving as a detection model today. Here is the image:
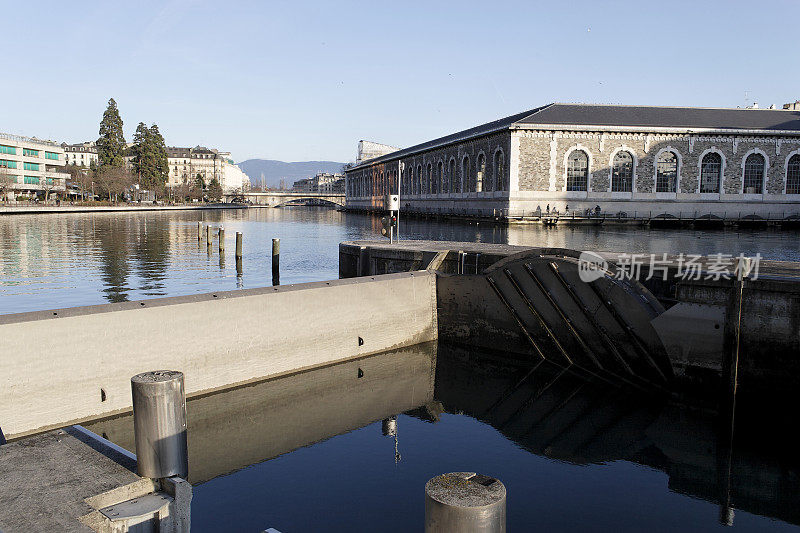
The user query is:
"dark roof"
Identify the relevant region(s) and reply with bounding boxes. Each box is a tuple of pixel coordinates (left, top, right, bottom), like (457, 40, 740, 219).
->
(351, 105, 550, 168)
(520, 103, 800, 131)
(350, 103, 800, 170)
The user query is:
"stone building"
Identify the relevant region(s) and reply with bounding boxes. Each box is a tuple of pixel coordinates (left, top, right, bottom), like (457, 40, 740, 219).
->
(165, 145, 247, 192)
(62, 141, 99, 168)
(344, 103, 800, 220)
(293, 172, 345, 193)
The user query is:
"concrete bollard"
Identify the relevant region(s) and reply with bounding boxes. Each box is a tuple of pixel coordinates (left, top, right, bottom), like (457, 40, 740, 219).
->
(218, 227, 225, 252)
(197, 221, 202, 241)
(425, 472, 506, 533)
(272, 238, 280, 286)
(131, 370, 188, 480)
(235, 232, 243, 259)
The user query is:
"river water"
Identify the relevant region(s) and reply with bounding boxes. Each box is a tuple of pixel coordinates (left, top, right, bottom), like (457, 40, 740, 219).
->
(83, 341, 800, 532)
(5, 207, 800, 531)
(1, 207, 799, 314)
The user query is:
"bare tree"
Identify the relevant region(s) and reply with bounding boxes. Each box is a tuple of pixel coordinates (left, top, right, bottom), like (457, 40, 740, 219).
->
(0, 167, 14, 202)
(94, 166, 134, 204)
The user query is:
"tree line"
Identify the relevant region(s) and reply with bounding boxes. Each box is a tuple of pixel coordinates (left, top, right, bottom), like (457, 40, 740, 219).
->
(63, 98, 222, 203)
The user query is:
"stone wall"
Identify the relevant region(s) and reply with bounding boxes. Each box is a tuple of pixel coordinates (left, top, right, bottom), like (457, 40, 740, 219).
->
(517, 130, 800, 196)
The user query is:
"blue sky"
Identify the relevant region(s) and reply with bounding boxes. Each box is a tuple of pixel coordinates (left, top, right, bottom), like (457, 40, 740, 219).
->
(4, 0, 798, 163)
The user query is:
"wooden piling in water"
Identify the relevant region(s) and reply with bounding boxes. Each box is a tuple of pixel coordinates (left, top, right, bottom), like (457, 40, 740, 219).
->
(235, 232, 243, 259)
(197, 221, 202, 241)
(272, 238, 280, 286)
(218, 227, 225, 252)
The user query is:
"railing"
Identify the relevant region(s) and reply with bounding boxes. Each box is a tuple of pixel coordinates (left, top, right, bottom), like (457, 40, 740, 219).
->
(0, 132, 62, 148)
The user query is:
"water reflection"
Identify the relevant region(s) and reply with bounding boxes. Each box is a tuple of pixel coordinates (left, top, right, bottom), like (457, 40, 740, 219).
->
(434, 346, 800, 528)
(84, 342, 800, 531)
(2, 208, 800, 314)
(85, 342, 437, 484)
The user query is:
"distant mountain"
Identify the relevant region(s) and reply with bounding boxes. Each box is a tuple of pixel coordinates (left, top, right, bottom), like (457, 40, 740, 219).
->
(237, 159, 346, 189)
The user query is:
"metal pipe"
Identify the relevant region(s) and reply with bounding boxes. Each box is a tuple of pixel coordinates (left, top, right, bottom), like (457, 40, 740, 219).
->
(131, 370, 188, 479)
(272, 238, 280, 286)
(425, 472, 506, 532)
(235, 232, 243, 259)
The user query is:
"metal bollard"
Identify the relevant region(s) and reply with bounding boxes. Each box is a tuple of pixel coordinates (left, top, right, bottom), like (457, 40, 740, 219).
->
(425, 472, 506, 533)
(235, 232, 243, 259)
(272, 238, 280, 286)
(197, 221, 202, 241)
(131, 371, 188, 480)
(218, 227, 225, 252)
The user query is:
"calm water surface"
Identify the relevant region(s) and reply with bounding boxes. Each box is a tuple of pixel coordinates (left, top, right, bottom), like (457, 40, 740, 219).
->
(1, 207, 799, 314)
(84, 342, 800, 532)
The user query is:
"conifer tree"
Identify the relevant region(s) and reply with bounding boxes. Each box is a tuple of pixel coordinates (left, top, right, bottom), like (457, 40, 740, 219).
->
(149, 124, 169, 188)
(97, 98, 126, 168)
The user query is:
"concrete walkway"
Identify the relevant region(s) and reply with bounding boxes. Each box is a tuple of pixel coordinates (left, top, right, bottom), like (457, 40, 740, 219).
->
(0, 428, 140, 532)
(0, 204, 245, 215)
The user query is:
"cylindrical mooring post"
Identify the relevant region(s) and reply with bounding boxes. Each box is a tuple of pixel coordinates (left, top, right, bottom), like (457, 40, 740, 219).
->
(206, 225, 212, 246)
(272, 238, 280, 286)
(197, 221, 202, 241)
(218, 227, 225, 252)
(131, 370, 188, 480)
(425, 472, 506, 533)
(235, 232, 243, 259)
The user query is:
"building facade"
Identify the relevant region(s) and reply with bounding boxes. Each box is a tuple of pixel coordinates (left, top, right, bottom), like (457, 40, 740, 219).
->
(0, 133, 67, 199)
(165, 145, 248, 192)
(62, 141, 99, 168)
(293, 172, 344, 193)
(344, 103, 800, 220)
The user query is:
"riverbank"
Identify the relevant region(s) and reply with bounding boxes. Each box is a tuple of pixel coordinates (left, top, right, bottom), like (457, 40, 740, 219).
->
(0, 203, 245, 215)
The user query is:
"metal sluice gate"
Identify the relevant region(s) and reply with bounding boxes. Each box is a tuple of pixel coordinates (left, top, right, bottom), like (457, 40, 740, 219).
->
(481, 249, 674, 391)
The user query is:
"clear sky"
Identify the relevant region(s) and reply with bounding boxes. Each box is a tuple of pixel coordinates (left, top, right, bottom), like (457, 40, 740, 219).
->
(4, 0, 798, 163)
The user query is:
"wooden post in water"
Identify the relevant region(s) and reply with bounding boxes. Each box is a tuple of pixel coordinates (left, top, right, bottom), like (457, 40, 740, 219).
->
(235, 232, 243, 259)
(197, 221, 202, 241)
(272, 238, 280, 286)
(218, 227, 225, 253)
(206, 225, 212, 248)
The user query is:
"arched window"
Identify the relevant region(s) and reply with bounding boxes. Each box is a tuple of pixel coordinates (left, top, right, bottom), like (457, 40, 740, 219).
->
(426, 163, 433, 194)
(449, 159, 457, 193)
(700, 152, 722, 193)
(436, 161, 443, 194)
(566, 150, 588, 191)
(743, 153, 765, 194)
(476, 154, 486, 192)
(462, 156, 471, 193)
(611, 151, 633, 192)
(656, 151, 678, 192)
(493, 150, 506, 191)
(416, 165, 422, 195)
(788, 154, 800, 194)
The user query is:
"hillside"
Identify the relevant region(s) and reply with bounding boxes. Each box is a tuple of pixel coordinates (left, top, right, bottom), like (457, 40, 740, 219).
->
(238, 159, 346, 189)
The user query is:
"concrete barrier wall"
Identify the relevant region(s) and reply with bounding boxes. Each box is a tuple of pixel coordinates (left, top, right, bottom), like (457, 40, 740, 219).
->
(0, 271, 437, 439)
(85, 343, 437, 484)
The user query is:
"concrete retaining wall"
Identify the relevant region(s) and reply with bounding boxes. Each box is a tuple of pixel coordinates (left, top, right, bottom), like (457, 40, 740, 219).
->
(0, 271, 437, 439)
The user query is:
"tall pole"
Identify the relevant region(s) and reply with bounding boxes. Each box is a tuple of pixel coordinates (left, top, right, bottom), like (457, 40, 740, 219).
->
(397, 161, 402, 241)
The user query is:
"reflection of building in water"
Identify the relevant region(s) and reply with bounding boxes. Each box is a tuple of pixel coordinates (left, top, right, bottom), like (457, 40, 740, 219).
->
(84, 342, 436, 483)
(432, 346, 800, 528)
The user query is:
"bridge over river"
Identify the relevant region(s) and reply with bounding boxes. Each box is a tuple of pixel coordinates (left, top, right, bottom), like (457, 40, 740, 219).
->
(225, 191, 345, 207)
